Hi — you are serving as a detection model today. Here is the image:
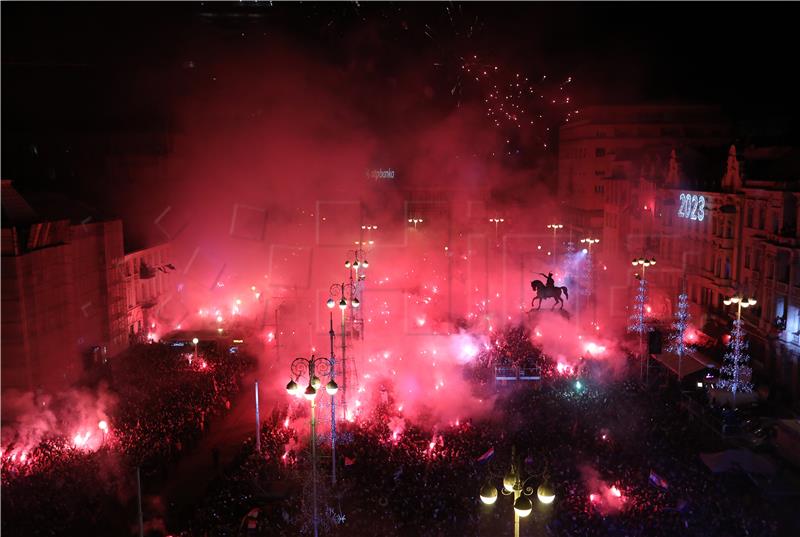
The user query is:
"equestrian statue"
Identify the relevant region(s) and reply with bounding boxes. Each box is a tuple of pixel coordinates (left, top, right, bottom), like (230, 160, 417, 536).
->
(531, 272, 569, 310)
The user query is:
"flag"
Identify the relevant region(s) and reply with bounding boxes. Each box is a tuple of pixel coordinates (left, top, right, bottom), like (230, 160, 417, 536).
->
(649, 470, 669, 489)
(476, 447, 495, 463)
(344, 456, 356, 466)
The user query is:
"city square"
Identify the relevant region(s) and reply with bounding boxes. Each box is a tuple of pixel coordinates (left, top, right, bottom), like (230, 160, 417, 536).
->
(2, 2, 799, 536)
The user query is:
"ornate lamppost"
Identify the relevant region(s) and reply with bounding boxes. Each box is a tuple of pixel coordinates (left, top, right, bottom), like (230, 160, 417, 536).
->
(629, 256, 656, 381)
(547, 223, 563, 263)
(286, 355, 338, 537)
(326, 281, 359, 420)
(580, 237, 599, 328)
(479, 447, 556, 537)
(721, 295, 757, 407)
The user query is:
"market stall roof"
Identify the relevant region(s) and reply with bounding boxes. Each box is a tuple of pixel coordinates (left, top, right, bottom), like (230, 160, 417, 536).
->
(653, 351, 713, 379)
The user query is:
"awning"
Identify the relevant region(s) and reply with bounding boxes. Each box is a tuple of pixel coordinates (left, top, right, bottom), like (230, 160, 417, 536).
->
(700, 449, 777, 476)
(653, 351, 709, 379)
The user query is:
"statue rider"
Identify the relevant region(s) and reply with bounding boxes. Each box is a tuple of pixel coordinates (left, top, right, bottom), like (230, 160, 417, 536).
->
(538, 272, 555, 288)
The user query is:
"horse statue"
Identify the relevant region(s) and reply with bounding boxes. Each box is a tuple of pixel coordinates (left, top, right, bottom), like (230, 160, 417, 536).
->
(531, 279, 569, 310)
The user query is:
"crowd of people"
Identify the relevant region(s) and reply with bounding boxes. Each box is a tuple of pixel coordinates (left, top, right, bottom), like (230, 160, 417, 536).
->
(1, 341, 255, 537)
(1, 326, 789, 537)
(170, 354, 785, 537)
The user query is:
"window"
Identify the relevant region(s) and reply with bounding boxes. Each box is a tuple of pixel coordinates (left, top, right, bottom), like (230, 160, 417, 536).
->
(754, 250, 762, 272)
(594, 185, 605, 193)
(595, 147, 606, 157)
(715, 257, 721, 277)
(725, 258, 731, 279)
(745, 247, 751, 269)
(772, 212, 779, 234)
(759, 206, 766, 229)
(747, 206, 754, 228)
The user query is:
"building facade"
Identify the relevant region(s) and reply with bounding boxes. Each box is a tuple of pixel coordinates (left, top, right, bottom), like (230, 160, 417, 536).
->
(123, 242, 174, 343)
(1, 181, 127, 393)
(559, 104, 730, 245)
(652, 146, 800, 405)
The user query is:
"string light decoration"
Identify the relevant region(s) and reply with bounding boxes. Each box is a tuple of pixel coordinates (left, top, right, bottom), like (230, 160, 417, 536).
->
(719, 296, 757, 401)
(666, 286, 696, 379)
(718, 318, 753, 397)
(627, 278, 648, 335)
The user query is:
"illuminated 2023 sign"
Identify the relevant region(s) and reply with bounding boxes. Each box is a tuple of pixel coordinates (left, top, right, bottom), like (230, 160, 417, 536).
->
(678, 193, 705, 221)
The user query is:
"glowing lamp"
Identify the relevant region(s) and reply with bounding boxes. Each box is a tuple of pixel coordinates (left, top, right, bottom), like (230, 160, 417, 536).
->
(192, 337, 199, 345)
(723, 298, 732, 306)
(311, 376, 321, 390)
(537, 482, 555, 504)
(575, 380, 583, 391)
(748, 298, 757, 306)
(697, 381, 704, 388)
(582, 248, 588, 254)
(632, 259, 638, 266)
(479, 484, 498, 505)
(286, 380, 299, 396)
(362, 259, 369, 268)
(304, 385, 317, 401)
(98, 420, 108, 432)
(326, 298, 335, 309)
(513, 496, 533, 517)
(353, 260, 360, 269)
(351, 298, 360, 308)
(503, 471, 517, 492)
(345, 260, 351, 268)
(325, 379, 339, 395)
(339, 298, 347, 310)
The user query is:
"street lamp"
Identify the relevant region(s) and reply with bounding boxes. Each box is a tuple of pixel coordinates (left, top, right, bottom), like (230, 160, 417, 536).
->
(723, 295, 757, 319)
(722, 295, 757, 407)
(547, 224, 563, 263)
(327, 281, 359, 420)
(285, 354, 337, 537)
(581, 238, 600, 327)
(192, 337, 199, 364)
(490, 217, 506, 244)
(479, 447, 555, 537)
(408, 217, 424, 229)
(632, 256, 656, 381)
(632, 257, 656, 280)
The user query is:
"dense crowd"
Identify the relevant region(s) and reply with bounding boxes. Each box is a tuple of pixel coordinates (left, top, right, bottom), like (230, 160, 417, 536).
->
(173, 357, 786, 537)
(1, 341, 255, 537)
(1, 329, 790, 537)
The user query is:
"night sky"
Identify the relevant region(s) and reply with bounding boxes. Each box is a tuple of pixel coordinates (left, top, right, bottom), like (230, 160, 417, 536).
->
(3, 2, 798, 205)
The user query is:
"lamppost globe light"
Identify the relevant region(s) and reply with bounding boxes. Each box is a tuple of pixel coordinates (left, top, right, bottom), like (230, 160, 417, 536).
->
(537, 482, 555, 505)
(650, 258, 656, 265)
(479, 484, 498, 505)
(748, 298, 757, 306)
(304, 385, 317, 401)
(408, 219, 413, 223)
(723, 298, 733, 306)
(311, 376, 322, 390)
(730, 296, 741, 304)
(362, 259, 369, 268)
(326, 298, 335, 309)
(632, 259, 638, 266)
(351, 298, 360, 308)
(325, 379, 339, 395)
(339, 298, 347, 310)
(502, 472, 516, 492)
(192, 337, 199, 345)
(345, 260, 351, 268)
(286, 379, 299, 396)
(513, 496, 533, 517)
